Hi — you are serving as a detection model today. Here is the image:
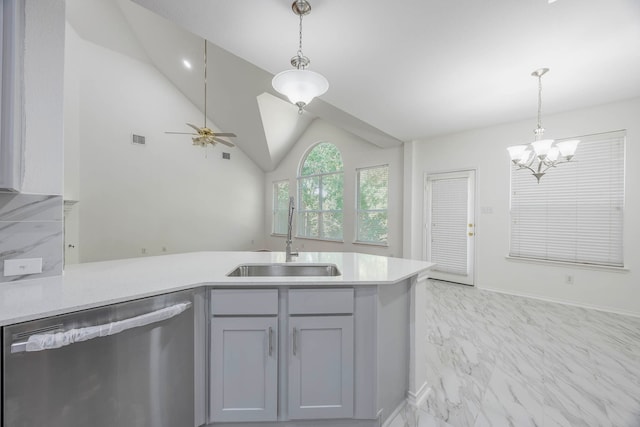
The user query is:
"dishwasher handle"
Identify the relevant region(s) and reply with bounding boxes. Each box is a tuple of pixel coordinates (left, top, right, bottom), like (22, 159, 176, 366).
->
(10, 301, 192, 354)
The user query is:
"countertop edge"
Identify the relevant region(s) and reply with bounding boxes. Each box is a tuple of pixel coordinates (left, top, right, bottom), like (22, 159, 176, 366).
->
(0, 252, 435, 326)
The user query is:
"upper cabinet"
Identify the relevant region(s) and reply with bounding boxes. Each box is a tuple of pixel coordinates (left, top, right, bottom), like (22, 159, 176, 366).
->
(0, 0, 25, 192)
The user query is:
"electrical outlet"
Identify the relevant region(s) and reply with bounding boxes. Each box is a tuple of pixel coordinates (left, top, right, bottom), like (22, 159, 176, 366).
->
(565, 275, 574, 285)
(141, 248, 147, 254)
(4, 258, 43, 276)
(162, 246, 167, 252)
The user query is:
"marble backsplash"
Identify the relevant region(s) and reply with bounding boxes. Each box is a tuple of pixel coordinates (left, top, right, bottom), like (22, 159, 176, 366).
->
(0, 193, 63, 282)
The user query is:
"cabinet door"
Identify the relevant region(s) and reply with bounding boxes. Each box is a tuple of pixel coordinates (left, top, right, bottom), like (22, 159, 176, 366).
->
(210, 317, 278, 422)
(288, 316, 354, 419)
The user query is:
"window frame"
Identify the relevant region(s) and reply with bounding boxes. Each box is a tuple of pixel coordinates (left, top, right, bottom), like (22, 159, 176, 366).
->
(355, 164, 389, 246)
(296, 143, 344, 242)
(271, 179, 290, 236)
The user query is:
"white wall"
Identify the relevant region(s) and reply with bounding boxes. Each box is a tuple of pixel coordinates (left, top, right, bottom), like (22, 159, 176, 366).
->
(64, 27, 265, 263)
(264, 120, 403, 257)
(405, 97, 640, 316)
(21, 0, 65, 195)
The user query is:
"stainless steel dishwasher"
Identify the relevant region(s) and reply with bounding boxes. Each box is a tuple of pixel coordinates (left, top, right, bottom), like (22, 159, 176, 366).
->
(2, 289, 195, 427)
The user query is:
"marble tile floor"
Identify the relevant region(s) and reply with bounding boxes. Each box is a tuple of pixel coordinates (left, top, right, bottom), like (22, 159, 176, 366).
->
(418, 280, 640, 427)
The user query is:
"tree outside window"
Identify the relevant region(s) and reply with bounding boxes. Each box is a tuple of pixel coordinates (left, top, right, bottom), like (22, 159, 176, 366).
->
(297, 143, 344, 240)
(356, 165, 389, 244)
(272, 180, 289, 235)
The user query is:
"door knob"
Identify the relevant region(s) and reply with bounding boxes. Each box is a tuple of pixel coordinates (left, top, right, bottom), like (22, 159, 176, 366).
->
(468, 232, 474, 236)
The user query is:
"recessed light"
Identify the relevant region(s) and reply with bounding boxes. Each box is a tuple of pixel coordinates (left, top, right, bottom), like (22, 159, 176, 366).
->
(548, 0, 558, 3)
(182, 59, 192, 69)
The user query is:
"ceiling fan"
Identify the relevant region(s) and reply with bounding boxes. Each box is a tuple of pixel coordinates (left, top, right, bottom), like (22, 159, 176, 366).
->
(166, 39, 236, 148)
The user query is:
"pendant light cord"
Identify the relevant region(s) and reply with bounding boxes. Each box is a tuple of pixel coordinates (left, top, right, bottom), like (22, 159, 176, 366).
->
(537, 73, 543, 131)
(297, 12, 304, 67)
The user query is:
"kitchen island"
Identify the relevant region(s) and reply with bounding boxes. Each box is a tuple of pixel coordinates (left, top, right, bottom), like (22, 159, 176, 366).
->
(1, 252, 434, 427)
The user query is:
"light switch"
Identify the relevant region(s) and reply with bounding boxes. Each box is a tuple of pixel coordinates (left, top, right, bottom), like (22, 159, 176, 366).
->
(4, 258, 43, 276)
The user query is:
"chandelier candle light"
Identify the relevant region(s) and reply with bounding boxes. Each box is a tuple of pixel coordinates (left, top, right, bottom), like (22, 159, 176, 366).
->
(507, 68, 579, 183)
(272, 0, 329, 114)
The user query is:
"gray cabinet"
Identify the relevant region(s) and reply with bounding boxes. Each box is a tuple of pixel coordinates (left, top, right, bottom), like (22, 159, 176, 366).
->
(209, 287, 358, 423)
(210, 317, 278, 422)
(288, 315, 354, 419)
(287, 288, 355, 420)
(209, 289, 279, 423)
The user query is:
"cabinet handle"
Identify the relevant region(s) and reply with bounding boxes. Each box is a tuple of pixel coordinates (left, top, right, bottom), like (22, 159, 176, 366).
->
(268, 327, 273, 356)
(292, 327, 298, 356)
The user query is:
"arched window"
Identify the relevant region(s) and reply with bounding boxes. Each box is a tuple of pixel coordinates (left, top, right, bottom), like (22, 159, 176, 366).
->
(297, 142, 344, 240)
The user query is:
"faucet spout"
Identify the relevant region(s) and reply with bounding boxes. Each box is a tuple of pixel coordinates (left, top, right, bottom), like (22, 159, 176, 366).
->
(286, 196, 298, 262)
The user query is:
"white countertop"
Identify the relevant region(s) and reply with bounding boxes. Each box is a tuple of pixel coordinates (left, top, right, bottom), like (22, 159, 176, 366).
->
(0, 251, 434, 326)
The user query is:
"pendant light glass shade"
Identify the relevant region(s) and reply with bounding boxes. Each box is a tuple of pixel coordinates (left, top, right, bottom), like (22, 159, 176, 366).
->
(273, 0, 328, 114)
(272, 69, 329, 107)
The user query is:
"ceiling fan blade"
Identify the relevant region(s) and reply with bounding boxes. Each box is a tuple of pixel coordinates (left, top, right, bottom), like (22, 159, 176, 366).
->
(186, 123, 202, 132)
(215, 132, 237, 138)
(213, 137, 235, 147)
(165, 131, 198, 135)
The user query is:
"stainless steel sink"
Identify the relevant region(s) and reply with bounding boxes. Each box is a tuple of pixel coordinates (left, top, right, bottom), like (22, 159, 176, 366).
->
(227, 263, 341, 277)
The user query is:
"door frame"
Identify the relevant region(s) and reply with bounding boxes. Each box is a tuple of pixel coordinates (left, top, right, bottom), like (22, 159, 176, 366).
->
(423, 169, 477, 286)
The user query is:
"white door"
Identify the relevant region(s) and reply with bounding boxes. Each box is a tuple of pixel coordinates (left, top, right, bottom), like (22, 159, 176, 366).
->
(288, 316, 354, 420)
(210, 317, 278, 422)
(425, 170, 476, 285)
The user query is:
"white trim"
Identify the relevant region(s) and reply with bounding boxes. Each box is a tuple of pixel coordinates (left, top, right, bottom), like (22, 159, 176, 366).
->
(295, 236, 344, 244)
(353, 240, 388, 248)
(504, 255, 628, 272)
(381, 399, 407, 427)
(479, 286, 640, 319)
(406, 382, 430, 409)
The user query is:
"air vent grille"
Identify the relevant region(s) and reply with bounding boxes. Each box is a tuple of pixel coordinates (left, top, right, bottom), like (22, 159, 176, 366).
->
(132, 134, 146, 145)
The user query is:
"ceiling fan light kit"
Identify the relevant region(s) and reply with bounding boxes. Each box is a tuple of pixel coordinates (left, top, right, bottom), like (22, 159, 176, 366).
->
(272, 0, 329, 114)
(507, 68, 580, 183)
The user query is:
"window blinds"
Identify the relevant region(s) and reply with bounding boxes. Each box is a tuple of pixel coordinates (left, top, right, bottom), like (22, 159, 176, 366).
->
(510, 131, 625, 267)
(430, 177, 469, 275)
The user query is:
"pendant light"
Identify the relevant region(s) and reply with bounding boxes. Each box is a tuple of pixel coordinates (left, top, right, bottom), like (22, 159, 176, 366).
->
(507, 68, 579, 183)
(272, 0, 329, 114)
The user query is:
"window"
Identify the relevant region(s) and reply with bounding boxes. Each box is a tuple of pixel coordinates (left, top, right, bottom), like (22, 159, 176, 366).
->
(272, 180, 290, 235)
(510, 130, 625, 267)
(356, 165, 389, 244)
(297, 142, 344, 240)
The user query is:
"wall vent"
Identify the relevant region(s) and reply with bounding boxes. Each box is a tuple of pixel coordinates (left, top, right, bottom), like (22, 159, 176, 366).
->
(132, 134, 146, 145)
(222, 152, 231, 160)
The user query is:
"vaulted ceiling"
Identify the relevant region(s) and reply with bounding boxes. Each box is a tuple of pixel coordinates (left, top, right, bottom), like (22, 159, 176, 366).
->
(67, 0, 640, 171)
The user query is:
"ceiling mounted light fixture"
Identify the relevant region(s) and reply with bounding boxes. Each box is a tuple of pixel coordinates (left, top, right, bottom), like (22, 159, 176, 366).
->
(272, 0, 329, 114)
(507, 68, 579, 183)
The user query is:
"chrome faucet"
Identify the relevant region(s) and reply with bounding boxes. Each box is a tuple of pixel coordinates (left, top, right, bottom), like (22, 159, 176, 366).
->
(286, 196, 299, 262)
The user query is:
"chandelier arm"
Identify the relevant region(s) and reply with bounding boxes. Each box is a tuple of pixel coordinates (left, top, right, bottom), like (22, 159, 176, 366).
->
(516, 164, 538, 175)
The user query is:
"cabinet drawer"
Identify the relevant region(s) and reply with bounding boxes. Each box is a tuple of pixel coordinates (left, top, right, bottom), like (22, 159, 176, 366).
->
(288, 288, 354, 315)
(211, 289, 278, 315)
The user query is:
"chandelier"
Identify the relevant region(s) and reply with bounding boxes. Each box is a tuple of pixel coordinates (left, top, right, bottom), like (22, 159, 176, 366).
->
(507, 68, 579, 183)
(272, 0, 329, 114)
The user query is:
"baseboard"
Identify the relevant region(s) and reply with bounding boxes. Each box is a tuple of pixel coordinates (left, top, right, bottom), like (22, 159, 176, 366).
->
(381, 400, 407, 427)
(480, 286, 640, 319)
(381, 385, 432, 427)
(406, 382, 430, 409)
